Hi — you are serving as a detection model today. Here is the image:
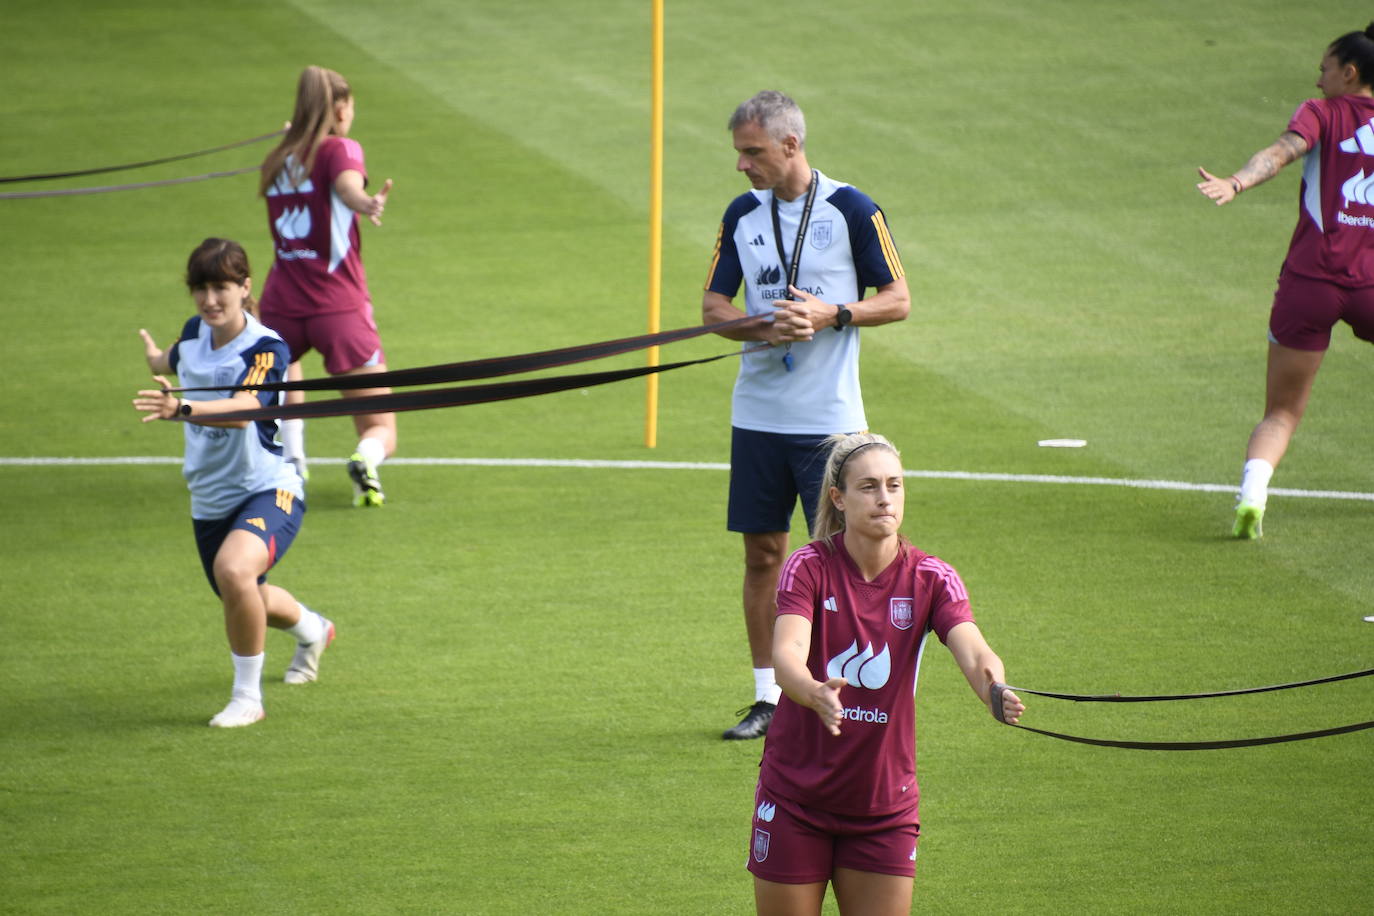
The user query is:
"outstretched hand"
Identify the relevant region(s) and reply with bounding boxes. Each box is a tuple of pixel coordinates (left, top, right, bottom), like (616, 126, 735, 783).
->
(138, 328, 172, 374)
(988, 682, 1025, 725)
(1196, 167, 1239, 206)
(133, 375, 177, 423)
(365, 178, 394, 226)
(139, 328, 162, 362)
(809, 676, 848, 736)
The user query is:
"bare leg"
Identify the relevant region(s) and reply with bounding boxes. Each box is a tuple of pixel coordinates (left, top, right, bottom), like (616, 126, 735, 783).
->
(214, 532, 303, 654)
(754, 876, 826, 916)
(207, 531, 305, 727)
(743, 531, 789, 668)
(830, 867, 913, 916)
(721, 531, 791, 738)
(338, 363, 397, 458)
(1244, 341, 1325, 467)
(1233, 342, 1325, 537)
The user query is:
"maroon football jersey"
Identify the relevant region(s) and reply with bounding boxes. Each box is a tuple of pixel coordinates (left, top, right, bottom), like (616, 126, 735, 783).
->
(760, 533, 975, 817)
(1282, 95, 1374, 287)
(259, 136, 372, 319)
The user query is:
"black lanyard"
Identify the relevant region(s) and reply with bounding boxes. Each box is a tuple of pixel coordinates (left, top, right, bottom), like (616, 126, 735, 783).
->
(770, 169, 819, 290)
(769, 170, 818, 372)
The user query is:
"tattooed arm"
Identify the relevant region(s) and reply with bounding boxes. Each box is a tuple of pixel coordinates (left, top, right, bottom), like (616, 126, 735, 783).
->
(1195, 131, 1310, 206)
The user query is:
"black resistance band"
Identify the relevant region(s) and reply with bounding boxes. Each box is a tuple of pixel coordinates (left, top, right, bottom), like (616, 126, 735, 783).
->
(182, 352, 736, 424)
(0, 129, 283, 184)
(988, 669, 1374, 750)
(169, 315, 765, 394)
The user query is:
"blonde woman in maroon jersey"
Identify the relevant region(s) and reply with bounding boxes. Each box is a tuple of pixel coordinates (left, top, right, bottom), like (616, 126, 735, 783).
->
(748, 432, 1023, 916)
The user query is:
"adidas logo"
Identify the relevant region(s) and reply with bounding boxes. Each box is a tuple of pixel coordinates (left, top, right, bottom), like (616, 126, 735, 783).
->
(265, 157, 314, 197)
(245, 517, 266, 531)
(1339, 119, 1374, 155)
(1338, 120, 1374, 206)
(749, 234, 766, 246)
(823, 596, 838, 612)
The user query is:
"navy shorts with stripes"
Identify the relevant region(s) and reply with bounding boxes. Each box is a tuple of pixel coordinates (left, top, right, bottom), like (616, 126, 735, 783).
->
(192, 489, 305, 596)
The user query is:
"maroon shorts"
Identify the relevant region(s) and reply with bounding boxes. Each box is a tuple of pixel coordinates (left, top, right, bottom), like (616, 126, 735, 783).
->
(1269, 269, 1374, 351)
(746, 782, 919, 884)
(260, 305, 385, 375)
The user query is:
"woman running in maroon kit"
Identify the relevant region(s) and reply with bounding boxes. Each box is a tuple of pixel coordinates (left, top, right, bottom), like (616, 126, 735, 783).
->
(1197, 23, 1374, 540)
(747, 432, 1024, 916)
(258, 65, 397, 506)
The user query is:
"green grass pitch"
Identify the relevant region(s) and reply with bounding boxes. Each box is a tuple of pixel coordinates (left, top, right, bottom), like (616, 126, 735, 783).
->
(2, 1, 1371, 913)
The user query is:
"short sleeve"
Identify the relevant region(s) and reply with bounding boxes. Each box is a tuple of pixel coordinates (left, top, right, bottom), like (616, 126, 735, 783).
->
(829, 186, 904, 289)
(704, 193, 757, 296)
(318, 136, 368, 187)
(1286, 99, 1325, 151)
(167, 316, 202, 374)
(918, 555, 975, 642)
(237, 336, 292, 408)
(776, 545, 824, 622)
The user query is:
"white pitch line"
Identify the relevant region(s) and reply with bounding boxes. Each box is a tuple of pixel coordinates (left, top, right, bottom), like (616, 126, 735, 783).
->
(10, 455, 1374, 505)
(3, 455, 1373, 502)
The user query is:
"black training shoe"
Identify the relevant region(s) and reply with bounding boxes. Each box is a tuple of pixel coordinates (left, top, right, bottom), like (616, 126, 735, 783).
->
(722, 701, 776, 740)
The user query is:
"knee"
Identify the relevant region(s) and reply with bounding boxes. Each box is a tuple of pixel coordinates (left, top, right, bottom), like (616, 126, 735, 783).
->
(743, 540, 786, 575)
(212, 553, 260, 595)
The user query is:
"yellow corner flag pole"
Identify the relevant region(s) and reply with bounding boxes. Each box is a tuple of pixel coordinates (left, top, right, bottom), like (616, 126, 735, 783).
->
(644, 0, 664, 448)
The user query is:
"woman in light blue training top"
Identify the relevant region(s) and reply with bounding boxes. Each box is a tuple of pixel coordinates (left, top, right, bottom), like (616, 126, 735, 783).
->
(134, 237, 335, 728)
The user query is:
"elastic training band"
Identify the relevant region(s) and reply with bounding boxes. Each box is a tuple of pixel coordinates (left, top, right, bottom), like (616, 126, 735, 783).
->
(181, 352, 738, 424)
(0, 129, 283, 184)
(0, 166, 259, 200)
(1005, 719, 1374, 751)
(169, 314, 766, 393)
(989, 671, 1374, 751)
(1005, 666, 1374, 703)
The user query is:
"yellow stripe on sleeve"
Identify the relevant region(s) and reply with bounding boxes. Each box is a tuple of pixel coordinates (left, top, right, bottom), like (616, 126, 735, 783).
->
(870, 211, 904, 280)
(243, 352, 275, 393)
(703, 222, 724, 291)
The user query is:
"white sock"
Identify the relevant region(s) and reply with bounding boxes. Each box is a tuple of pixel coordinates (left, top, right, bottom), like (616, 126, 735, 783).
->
(281, 418, 306, 462)
(355, 436, 386, 468)
(285, 604, 325, 645)
(230, 652, 265, 703)
(1238, 459, 1274, 508)
(754, 667, 781, 705)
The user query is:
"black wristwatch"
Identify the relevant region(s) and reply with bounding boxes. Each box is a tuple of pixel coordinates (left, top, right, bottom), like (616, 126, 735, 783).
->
(834, 305, 852, 331)
(177, 399, 193, 417)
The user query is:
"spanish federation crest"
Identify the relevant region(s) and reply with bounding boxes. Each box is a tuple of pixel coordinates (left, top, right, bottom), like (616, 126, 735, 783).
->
(890, 598, 914, 630)
(809, 219, 833, 250)
(752, 828, 771, 862)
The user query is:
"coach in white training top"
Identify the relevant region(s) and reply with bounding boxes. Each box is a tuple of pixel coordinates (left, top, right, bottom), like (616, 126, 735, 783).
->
(703, 90, 910, 741)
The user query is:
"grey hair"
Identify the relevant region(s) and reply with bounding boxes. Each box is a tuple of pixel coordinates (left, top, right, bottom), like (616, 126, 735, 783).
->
(728, 90, 806, 148)
(810, 432, 901, 542)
